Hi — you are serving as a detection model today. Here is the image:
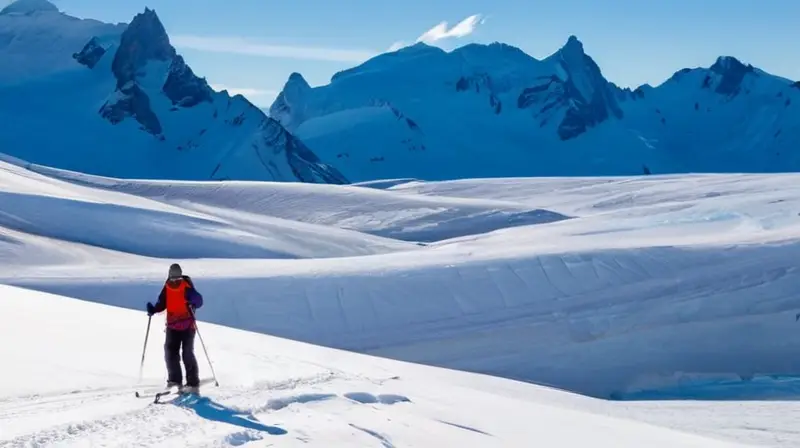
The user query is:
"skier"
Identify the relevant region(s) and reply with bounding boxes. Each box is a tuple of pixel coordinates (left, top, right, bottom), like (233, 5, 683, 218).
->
(146, 263, 204, 393)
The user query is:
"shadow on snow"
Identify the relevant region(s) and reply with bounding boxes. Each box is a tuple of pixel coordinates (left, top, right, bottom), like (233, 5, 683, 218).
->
(171, 394, 288, 436)
(611, 375, 800, 401)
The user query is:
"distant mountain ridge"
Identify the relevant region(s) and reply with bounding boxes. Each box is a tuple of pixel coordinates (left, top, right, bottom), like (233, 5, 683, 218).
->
(270, 33, 800, 182)
(0, 0, 347, 183)
(1, 0, 797, 184)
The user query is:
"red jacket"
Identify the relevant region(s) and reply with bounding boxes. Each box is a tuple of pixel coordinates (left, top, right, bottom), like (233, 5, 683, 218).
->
(151, 275, 204, 330)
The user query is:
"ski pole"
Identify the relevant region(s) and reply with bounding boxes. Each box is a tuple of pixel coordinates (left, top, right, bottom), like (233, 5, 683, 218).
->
(138, 314, 152, 383)
(189, 306, 219, 386)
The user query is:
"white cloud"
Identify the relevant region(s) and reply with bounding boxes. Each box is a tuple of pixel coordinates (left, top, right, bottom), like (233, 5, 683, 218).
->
(387, 41, 407, 52)
(171, 15, 483, 62)
(386, 14, 484, 52)
(415, 14, 483, 44)
(172, 35, 377, 63)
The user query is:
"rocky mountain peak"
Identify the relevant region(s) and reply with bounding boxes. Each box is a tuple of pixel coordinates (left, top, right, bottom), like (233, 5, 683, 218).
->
(270, 72, 314, 130)
(98, 8, 212, 135)
(287, 72, 311, 89)
(111, 8, 175, 86)
(704, 55, 755, 96)
(559, 35, 585, 57)
(520, 34, 624, 140)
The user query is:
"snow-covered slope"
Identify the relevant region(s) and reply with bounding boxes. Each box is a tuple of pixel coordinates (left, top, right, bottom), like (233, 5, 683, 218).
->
(270, 37, 800, 182)
(21, 158, 570, 243)
(5, 153, 800, 393)
(0, 2, 346, 183)
(4, 157, 800, 444)
(0, 284, 752, 447)
(0, 0, 124, 85)
(0, 159, 800, 446)
(0, 156, 410, 260)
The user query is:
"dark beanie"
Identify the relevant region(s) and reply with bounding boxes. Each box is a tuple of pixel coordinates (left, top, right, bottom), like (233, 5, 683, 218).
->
(168, 263, 182, 278)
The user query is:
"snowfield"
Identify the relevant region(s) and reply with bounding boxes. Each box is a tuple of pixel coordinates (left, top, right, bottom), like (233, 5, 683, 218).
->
(2, 155, 800, 446)
(0, 284, 750, 447)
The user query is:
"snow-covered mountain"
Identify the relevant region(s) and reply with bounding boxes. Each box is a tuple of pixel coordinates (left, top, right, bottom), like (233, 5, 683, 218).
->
(270, 36, 800, 182)
(0, 1, 346, 183)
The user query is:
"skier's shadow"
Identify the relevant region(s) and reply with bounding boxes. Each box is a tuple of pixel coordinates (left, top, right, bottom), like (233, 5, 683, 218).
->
(171, 395, 287, 436)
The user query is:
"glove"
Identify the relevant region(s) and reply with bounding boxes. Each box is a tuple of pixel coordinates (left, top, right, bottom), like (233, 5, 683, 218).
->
(146, 302, 155, 316)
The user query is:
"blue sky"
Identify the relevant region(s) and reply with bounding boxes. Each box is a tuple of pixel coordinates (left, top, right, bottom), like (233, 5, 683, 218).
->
(51, 0, 799, 107)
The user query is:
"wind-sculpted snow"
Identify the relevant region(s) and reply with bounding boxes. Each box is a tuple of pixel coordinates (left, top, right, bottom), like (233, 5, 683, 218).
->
(4, 157, 800, 409)
(0, 159, 414, 260)
(24, 162, 573, 243)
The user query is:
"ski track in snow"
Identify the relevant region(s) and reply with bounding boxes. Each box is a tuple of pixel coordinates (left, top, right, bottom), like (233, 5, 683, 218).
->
(2, 159, 800, 445)
(0, 371, 360, 447)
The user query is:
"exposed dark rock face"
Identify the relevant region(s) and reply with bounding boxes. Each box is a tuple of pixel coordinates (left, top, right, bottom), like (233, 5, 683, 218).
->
(98, 8, 213, 134)
(110, 8, 174, 88)
(707, 56, 755, 96)
(99, 83, 163, 135)
(163, 55, 213, 107)
(72, 37, 107, 69)
(257, 117, 348, 184)
(516, 36, 623, 140)
(559, 81, 623, 140)
(454, 73, 504, 114)
(517, 71, 623, 141)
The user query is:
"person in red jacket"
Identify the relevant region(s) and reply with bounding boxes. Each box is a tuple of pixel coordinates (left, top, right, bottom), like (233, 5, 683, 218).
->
(146, 263, 204, 392)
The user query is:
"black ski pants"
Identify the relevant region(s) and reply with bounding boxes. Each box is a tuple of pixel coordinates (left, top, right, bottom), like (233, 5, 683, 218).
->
(164, 328, 199, 387)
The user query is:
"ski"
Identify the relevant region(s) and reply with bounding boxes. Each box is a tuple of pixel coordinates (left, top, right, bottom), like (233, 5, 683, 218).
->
(135, 377, 217, 403)
(153, 388, 177, 404)
(154, 381, 213, 404)
(134, 384, 180, 401)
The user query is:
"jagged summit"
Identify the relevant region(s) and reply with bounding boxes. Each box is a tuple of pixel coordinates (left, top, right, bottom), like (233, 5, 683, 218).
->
(265, 30, 800, 182)
(546, 34, 592, 70)
(112, 8, 175, 84)
(0, 0, 58, 15)
(269, 72, 313, 130)
(560, 35, 585, 56)
(709, 55, 752, 75)
(95, 7, 220, 135)
(287, 72, 310, 87)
